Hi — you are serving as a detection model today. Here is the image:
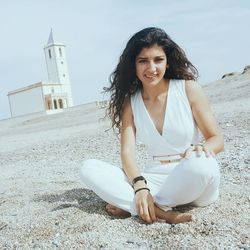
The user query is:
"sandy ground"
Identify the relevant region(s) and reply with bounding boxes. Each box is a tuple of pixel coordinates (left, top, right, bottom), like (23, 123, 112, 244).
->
(0, 72, 249, 249)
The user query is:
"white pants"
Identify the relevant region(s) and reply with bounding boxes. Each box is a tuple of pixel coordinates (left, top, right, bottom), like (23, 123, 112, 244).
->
(80, 152, 220, 216)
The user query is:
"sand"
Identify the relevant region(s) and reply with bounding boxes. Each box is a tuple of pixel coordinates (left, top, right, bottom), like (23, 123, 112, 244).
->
(0, 73, 249, 249)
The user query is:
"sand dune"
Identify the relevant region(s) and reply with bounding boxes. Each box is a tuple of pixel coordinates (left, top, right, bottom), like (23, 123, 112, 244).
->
(0, 71, 249, 249)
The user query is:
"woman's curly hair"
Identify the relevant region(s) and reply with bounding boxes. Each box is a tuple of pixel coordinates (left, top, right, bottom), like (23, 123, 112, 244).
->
(104, 27, 198, 133)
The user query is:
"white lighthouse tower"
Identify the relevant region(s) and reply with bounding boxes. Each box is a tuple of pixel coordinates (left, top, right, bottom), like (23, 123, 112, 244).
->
(44, 29, 74, 107)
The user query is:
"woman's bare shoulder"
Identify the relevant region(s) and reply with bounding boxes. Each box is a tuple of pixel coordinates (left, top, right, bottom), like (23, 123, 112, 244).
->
(123, 96, 131, 109)
(122, 96, 133, 118)
(185, 80, 206, 105)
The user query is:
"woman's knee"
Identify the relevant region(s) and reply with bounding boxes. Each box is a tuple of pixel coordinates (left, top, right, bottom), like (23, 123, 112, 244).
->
(192, 184, 220, 207)
(80, 159, 101, 180)
(82, 159, 101, 169)
(181, 151, 220, 179)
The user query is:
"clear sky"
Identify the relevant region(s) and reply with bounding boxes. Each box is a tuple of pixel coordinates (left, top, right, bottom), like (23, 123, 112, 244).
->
(0, 0, 249, 120)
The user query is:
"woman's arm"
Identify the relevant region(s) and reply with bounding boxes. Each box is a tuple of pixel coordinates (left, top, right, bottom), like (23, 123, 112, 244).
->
(120, 97, 156, 223)
(120, 97, 141, 181)
(185, 80, 224, 155)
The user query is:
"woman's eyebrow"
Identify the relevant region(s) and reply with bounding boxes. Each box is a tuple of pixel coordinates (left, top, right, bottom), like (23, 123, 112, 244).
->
(136, 55, 165, 60)
(136, 57, 147, 60)
(155, 56, 165, 58)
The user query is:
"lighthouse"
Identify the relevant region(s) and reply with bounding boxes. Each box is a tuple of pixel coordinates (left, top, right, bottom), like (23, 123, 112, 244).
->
(44, 29, 73, 107)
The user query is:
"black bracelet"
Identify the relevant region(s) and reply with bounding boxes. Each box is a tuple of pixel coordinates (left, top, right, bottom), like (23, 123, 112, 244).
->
(134, 187, 150, 194)
(131, 176, 147, 188)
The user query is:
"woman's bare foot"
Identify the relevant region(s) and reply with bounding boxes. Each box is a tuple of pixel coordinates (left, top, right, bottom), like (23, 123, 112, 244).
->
(105, 204, 193, 223)
(105, 204, 131, 218)
(154, 205, 193, 224)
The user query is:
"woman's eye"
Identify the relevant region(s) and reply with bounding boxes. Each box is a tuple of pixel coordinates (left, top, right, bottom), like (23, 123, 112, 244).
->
(138, 60, 147, 64)
(155, 58, 164, 62)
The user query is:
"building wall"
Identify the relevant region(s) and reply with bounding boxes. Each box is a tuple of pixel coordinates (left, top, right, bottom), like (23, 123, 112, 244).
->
(42, 85, 62, 95)
(42, 85, 68, 109)
(8, 87, 44, 117)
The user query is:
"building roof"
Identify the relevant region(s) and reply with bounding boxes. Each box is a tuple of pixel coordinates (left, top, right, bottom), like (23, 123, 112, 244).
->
(44, 29, 65, 48)
(7, 82, 62, 96)
(47, 28, 54, 45)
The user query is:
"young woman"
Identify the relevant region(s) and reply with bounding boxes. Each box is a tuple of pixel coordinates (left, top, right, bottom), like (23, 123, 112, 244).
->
(80, 27, 224, 224)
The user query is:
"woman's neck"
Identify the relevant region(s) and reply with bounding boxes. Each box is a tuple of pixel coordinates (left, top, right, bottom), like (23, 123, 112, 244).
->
(141, 79, 169, 101)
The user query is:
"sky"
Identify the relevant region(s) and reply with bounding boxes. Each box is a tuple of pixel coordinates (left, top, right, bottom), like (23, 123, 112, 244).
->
(0, 0, 249, 120)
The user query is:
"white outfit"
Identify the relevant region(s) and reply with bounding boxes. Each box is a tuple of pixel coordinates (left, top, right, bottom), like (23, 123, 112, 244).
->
(80, 79, 220, 216)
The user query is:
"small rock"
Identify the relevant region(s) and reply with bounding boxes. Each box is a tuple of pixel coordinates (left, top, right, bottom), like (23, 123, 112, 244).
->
(238, 245, 248, 250)
(0, 222, 7, 230)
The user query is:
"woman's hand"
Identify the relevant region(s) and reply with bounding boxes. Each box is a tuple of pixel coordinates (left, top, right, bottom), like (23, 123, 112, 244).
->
(183, 143, 216, 159)
(135, 189, 156, 224)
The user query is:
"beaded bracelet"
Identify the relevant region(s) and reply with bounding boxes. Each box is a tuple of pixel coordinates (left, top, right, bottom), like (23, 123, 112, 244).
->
(131, 176, 147, 188)
(134, 187, 150, 194)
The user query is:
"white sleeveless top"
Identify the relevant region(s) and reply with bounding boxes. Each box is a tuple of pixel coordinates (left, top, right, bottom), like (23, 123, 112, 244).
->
(131, 79, 200, 160)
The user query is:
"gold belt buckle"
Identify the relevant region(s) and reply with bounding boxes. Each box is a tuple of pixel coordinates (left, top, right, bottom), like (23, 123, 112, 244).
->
(159, 159, 171, 164)
(153, 154, 182, 164)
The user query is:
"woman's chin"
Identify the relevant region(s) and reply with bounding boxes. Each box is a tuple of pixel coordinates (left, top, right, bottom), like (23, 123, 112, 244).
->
(142, 78, 163, 87)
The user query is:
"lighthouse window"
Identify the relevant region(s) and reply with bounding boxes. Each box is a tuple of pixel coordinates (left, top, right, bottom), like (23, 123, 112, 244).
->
(63, 74, 66, 77)
(48, 49, 51, 58)
(54, 99, 57, 109)
(61, 61, 64, 64)
(59, 48, 62, 57)
(58, 99, 63, 109)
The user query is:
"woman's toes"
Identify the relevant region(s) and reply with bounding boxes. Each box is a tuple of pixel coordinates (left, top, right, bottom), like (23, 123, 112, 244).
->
(106, 204, 117, 215)
(106, 204, 111, 210)
(105, 204, 131, 218)
(184, 213, 193, 222)
(165, 211, 193, 224)
(174, 213, 193, 224)
(106, 204, 112, 212)
(188, 213, 193, 219)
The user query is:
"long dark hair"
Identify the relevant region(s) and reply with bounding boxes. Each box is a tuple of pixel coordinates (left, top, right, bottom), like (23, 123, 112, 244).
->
(104, 27, 198, 133)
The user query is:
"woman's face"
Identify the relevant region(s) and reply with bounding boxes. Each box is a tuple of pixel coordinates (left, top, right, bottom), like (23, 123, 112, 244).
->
(135, 44, 167, 87)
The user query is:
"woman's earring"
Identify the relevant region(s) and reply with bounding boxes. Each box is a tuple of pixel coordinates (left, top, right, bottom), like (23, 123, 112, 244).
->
(135, 77, 142, 85)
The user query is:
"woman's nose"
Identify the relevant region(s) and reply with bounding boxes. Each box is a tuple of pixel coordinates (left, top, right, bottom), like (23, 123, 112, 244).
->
(148, 61, 156, 71)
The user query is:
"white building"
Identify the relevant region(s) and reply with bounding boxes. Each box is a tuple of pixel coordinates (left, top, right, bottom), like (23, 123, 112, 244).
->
(7, 30, 74, 117)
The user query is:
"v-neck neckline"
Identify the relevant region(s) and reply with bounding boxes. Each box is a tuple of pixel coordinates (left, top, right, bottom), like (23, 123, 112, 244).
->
(140, 79, 171, 137)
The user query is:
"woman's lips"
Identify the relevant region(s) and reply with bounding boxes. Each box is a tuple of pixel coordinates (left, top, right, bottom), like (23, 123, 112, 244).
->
(145, 74, 158, 79)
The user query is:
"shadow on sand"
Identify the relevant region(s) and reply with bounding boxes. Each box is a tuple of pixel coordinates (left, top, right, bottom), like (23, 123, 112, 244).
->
(33, 188, 108, 216)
